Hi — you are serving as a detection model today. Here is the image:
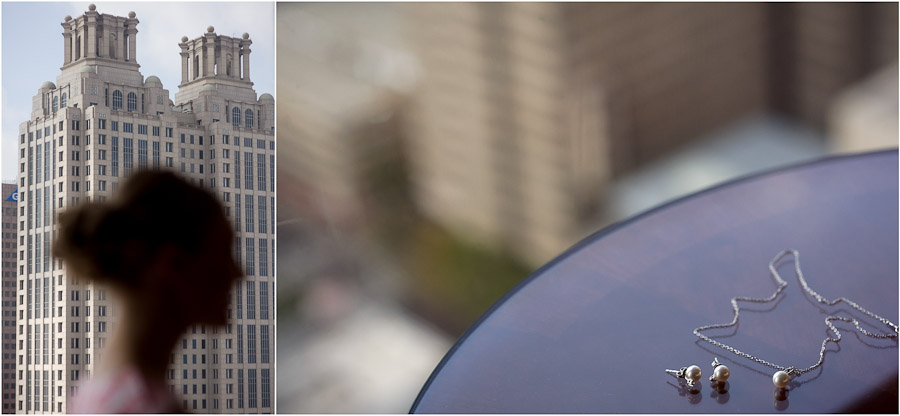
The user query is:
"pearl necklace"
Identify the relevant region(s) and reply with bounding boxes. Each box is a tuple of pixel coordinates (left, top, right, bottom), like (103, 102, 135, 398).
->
(694, 250, 899, 388)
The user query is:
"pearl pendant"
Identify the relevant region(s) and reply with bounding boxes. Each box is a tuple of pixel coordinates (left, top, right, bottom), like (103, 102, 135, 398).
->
(772, 371, 790, 388)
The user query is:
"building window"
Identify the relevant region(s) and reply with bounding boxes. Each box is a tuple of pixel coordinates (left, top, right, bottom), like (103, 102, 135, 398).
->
(261, 369, 270, 408)
(138, 140, 148, 170)
(127, 92, 137, 112)
(52, 97, 59, 113)
(245, 196, 254, 233)
(257, 195, 268, 234)
(260, 324, 269, 364)
(123, 123, 133, 133)
(259, 282, 269, 320)
(112, 90, 122, 110)
(244, 152, 253, 190)
(258, 237, 267, 277)
(232, 108, 241, 127)
(111, 137, 119, 177)
(152, 126, 160, 136)
(165, 127, 173, 138)
(138, 124, 148, 135)
(60, 93, 67, 108)
(123, 138, 133, 175)
(248, 369, 257, 408)
(152, 142, 160, 169)
(245, 109, 253, 128)
(234, 194, 242, 236)
(245, 238, 255, 276)
(257, 153, 266, 191)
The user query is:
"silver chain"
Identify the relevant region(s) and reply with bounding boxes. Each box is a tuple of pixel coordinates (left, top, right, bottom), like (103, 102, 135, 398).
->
(694, 249, 898, 377)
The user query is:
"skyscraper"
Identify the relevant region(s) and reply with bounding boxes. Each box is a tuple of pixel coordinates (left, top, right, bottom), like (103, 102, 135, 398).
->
(16, 5, 274, 413)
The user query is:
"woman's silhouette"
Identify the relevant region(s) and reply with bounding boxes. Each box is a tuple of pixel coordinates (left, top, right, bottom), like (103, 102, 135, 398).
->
(54, 171, 242, 413)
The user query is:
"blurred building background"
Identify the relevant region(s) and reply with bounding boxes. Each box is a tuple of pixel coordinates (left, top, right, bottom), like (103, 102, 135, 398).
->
(275, 3, 897, 413)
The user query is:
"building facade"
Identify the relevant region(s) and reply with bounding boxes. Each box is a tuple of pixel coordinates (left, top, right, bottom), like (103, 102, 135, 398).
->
(16, 5, 274, 413)
(2, 183, 18, 413)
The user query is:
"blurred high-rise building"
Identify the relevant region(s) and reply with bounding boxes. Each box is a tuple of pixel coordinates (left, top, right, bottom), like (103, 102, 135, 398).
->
(16, 5, 274, 413)
(405, 2, 897, 265)
(277, 7, 414, 227)
(2, 183, 17, 413)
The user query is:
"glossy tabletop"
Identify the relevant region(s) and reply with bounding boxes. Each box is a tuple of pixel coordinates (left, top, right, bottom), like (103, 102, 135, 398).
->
(411, 151, 899, 413)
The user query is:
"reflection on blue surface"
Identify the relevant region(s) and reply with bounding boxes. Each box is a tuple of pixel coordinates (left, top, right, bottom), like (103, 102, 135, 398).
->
(413, 152, 899, 413)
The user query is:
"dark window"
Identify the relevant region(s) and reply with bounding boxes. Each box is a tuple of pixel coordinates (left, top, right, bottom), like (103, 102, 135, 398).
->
(127, 92, 137, 112)
(112, 90, 122, 110)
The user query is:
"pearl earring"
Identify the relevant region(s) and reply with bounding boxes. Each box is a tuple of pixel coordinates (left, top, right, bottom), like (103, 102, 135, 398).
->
(772, 370, 790, 389)
(710, 357, 730, 382)
(666, 365, 702, 387)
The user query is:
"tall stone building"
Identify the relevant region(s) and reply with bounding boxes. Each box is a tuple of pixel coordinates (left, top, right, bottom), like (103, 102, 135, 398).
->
(406, 2, 897, 265)
(16, 5, 274, 413)
(2, 183, 18, 413)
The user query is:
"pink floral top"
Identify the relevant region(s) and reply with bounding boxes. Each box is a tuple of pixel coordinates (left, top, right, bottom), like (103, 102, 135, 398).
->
(69, 367, 180, 413)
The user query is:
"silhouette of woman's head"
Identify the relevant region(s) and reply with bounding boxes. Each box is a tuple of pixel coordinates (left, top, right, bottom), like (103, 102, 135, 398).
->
(54, 171, 241, 326)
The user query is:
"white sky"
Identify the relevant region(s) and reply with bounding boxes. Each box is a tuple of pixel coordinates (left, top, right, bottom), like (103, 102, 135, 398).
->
(1, 1, 275, 182)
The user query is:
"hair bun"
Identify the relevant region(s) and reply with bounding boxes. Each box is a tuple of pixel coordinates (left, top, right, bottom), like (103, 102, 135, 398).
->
(53, 171, 230, 288)
(54, 203, 121, 281)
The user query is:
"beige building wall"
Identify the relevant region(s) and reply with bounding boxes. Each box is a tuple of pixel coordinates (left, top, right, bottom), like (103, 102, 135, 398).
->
(16, 6, 274, 414)
(407, 3, 609, 265)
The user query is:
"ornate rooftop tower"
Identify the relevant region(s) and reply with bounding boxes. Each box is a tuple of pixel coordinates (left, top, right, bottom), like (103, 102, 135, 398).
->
(179, 27, 253, 87)
(60, 4, 140, 69)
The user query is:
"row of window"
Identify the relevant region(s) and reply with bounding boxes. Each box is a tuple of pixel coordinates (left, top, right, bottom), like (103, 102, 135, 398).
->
(230, 107, 259, 129)
(50, 94, 68, 113)
(25, 130, 271, 151)
(234, 281, 271, 321)
(23, 147, 272, 189)
(107, 89, 140, 113)
(176, 329, 271, 365)
(232, 235, 274, 278)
